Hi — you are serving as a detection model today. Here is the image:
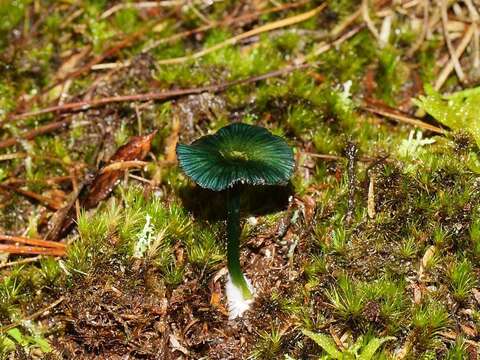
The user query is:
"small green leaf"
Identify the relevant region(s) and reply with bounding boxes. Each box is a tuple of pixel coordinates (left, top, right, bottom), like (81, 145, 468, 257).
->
(302, 330, 342, 359)
(414, 85, 480, 146)
(31, 336, 51, 353)
(358, 336, 395, 360)
(176, 123, 295, 191)
(7, 328, 25, 344)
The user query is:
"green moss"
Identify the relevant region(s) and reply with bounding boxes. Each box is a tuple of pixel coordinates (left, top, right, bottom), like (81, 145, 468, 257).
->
(412, 300, 450, 348)
(418, 40, 441, 84)
(316, 30, 376, 86)
(114, 8, 140, 34)
(85, 14, 115, 54)
(67, 207, 114, 275)
(250, 325, 284, 360)
(445, 337, 469, 359)
(325, 274, 365, 322)
(0, 81, 16, 120)
(184, 225, 223, 270)
(155, 62, 210, 87)
(447, 258, 477, 302)
(327, 0, 360, 19)
(1, 2, 480, 357)
(375, 46, 409, 106)
(0, 0, 32, 49)
(414, 86, 480, 148)
(0, 270, 23, 321)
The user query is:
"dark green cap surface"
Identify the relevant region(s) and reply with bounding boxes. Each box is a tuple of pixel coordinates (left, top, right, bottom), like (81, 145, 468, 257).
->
(176, 123, 295, 191)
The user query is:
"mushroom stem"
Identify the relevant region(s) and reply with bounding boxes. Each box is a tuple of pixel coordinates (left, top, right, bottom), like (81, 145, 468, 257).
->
(226, 187, 253, 300)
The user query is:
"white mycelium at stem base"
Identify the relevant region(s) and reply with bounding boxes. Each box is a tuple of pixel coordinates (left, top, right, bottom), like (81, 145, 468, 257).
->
(226, 273, 255, 320)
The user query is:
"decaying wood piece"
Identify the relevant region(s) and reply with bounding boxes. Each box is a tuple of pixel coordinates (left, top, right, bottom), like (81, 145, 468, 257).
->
(53, 131, 157, 239)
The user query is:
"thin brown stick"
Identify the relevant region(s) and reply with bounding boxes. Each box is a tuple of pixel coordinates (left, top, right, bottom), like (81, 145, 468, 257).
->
(0, 256, 42, 269)
(435, 24, 474, 90)
(9, 64, 310, 122)
(0, 235, 66, 249)
(101, 1, 177, 19)
(361, 105, 446, 134)
(407, 0, 429, 57)
(362, 0, 381, 41)
(303, 152, 344, 161)
(464, 0, 479, 68)
(100, 160, 149, 174)
(0, 118, 72, 149)
(156, 4, 326, 65)
(302, 151, 388, 163)
(0, 244, 66, 256)
(0, 296, 65, 333)
(8, 22, 159, 117)
(2, 175, 73, 186)
(141, 0, 311, 53)
(0, 184, 63, 210)
(0, 153, 27, 161)
(441, 0, 466, 82)
(331, 8, 362, 37)
(308, 25, 364, 59)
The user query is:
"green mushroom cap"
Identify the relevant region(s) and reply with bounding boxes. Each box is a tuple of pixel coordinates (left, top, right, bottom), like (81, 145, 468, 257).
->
(176, 123, 295, 191)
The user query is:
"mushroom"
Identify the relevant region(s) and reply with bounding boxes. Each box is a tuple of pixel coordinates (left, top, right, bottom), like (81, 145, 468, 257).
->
(176, 123, 294, 319)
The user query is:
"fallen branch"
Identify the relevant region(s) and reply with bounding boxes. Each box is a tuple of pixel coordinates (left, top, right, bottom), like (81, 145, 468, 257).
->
(0, 244, 66, 256)
(0, 118, 72, 149)
(0, 184, 64, 210)
(0, 296, 65, 333)
(142, 0, 311, 53)
(2, 175, 73, 186)
(361, 105, 446, 134)
(0, 235, 66, 249)
(435, 24, 474, 90)
(8, 63, 310, 122)
(302, 151, 388, 163)
(0, 256, 42, 269)
(156, 4, 326, 65)
(5, 20, 164, 123)
(99, 160, 149, 174)
(441, 0, 466, 83)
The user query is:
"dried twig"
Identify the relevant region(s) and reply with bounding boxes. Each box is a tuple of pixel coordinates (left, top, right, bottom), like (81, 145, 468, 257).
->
(0, 235, 66, 249)
(441, 0, 466, 83)
(331, 8, 362, 37)
(156, 4, 326, 65)
(407, 0, 430, 57)
(0, 256, 42, 269)
(8, 64, 310, 123)
(308, 25, 364, 59)
(142, 0, 311, 53)
(101, 1, 178, 19)
(464, 0, 480, 69)
(367, 173, 376, 219)
(2, 175, 73, 186)
(0, 153, 27, 161)
(362, 0, 381, 41)
(4, 17, 169, 124)
(99, 160, 149, 174)
(435, 24, 474, 90)
(302, 152, 389, 163)
(0, 296, 65, 333)
(0, 244, 66, 256)
(361, 105, 446, 134)
(0, 118, 72, 149)
(0, 184, 63, 211)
